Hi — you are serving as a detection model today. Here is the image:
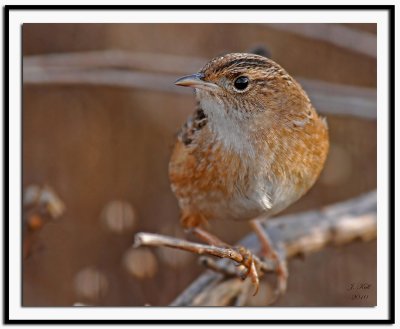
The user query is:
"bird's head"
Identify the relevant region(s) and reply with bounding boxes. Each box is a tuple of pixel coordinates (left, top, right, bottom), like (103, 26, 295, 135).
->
(175, 53, 315, 154)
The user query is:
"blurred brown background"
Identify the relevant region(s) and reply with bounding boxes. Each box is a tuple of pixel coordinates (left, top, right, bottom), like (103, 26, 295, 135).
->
(22, 23, 376, 307)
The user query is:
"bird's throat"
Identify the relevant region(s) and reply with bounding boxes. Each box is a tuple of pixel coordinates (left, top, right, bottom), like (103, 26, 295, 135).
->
(198, 94, 257, 157)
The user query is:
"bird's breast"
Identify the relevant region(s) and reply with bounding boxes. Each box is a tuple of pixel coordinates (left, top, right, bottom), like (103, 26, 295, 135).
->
(169, 132, 270, 223)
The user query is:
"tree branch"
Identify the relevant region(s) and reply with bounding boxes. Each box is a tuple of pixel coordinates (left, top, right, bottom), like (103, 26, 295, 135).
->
(168, 190, 376, 306)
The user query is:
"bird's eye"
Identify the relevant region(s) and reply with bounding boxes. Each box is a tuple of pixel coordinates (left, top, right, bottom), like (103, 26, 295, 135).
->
(233, 76, 249, 91)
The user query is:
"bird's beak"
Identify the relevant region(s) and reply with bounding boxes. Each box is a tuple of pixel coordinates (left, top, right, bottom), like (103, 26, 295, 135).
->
(175, 73, 218, 91)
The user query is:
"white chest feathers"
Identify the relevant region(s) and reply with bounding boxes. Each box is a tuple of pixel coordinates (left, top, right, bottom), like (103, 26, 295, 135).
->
(197, 91, 256, 158)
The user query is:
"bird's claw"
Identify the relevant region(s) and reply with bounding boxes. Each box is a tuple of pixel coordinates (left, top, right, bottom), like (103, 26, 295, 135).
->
(234, 245, 288, 298)
(234, 246, 260, 296)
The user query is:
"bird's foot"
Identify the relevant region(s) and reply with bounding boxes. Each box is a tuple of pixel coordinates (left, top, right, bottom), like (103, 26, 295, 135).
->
(186, 227, 263, 295)
(234, 246, 261, 296)
(236, 244, 288, 300)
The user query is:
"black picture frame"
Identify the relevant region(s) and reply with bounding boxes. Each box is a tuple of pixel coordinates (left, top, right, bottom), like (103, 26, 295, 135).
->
(4, 4, 395, 325)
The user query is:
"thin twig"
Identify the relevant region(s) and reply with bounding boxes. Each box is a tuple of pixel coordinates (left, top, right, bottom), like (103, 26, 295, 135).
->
(134, 232, 244, 263)
(198, 256, 240, 277)
(134, 232, 275, 274)
(264, 23, 376, 58)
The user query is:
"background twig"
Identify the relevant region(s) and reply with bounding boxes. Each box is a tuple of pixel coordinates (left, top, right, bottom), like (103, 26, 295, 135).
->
(23, 50, 377, 120)
(264, 23, 376, 58)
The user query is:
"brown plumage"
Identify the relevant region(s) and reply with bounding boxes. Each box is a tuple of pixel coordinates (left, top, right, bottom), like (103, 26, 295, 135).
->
(169, 53, 329, 296)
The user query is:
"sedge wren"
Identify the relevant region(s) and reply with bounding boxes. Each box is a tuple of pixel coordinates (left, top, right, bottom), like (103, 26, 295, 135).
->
(169, 53, 329, 296)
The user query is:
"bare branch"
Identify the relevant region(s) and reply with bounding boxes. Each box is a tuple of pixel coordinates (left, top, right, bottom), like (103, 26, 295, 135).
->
(170, 190, 376, 306)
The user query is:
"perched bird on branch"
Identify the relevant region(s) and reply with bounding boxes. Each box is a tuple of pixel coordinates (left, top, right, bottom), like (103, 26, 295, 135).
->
(169, 53, 329, 296)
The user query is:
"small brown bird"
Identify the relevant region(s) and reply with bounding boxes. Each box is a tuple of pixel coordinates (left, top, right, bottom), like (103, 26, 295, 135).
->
(169, 53, 329, 296)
